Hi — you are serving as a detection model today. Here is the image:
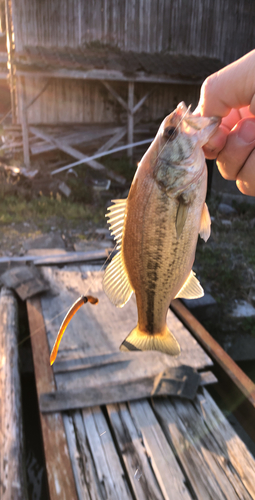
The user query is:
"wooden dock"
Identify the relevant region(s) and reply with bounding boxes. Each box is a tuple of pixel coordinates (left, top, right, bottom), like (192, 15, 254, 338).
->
(26, 264, 255, 500)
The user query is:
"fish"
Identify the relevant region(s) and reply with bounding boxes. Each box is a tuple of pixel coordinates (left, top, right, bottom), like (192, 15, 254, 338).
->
(103, 102, 219, 356)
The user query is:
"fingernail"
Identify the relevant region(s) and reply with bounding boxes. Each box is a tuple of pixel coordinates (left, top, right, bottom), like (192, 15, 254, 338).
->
(238, 120, 255, 143)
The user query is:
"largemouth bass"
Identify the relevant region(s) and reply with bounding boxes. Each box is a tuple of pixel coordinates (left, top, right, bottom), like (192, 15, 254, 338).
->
(103, 102, 219, 356)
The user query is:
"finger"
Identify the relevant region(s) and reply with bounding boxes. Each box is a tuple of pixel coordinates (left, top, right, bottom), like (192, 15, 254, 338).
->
(216, 118, 255, 180)
(239, 106, 255, 119)
(203, 108, 253, 158)
(221, 108, 242, 129)
(236, 150, 255, 196)
(197, 50, 255, 117)
(203, 124, 229, 159)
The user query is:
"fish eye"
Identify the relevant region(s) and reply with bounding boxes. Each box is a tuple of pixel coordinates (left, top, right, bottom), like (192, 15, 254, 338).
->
(163, 126, 177, 141)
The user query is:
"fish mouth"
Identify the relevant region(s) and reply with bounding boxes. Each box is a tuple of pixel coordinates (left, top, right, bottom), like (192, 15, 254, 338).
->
(176, 102, 220, 140)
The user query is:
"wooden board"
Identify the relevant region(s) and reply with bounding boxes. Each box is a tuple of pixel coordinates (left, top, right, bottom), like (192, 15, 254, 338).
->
(27, 274, 255, 500)
(29, 126, 126, 185)
(38, 265, 213, 410)
(40, 366, 213, 413)
(61, 402, 192, 500)
(153, 388, 255, 500)
(27, 297, 78, 500)
(0, 288, 28, 500)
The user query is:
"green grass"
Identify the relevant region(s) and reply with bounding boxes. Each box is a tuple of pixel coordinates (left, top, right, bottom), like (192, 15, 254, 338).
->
(101, 156, 137, 183)
(0, 194, 105, 226)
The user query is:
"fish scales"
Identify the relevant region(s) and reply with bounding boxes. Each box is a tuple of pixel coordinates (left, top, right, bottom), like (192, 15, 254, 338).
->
(103, 102, 219, 356)
(123, 172, 206, 335)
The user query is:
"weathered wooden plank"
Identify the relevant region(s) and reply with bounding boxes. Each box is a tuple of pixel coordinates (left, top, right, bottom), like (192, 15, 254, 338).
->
(196, 389, 255, 499)
(0, 250, 108, 266)
(41, 367, 215, 411)
(18, 76, 31, 168)
(38, 265, 213, 413)
(39, 365, 202, 413)
(35, 249, 108, 266)
(30, 125, 123, 155)
(129, 399, 192, 500)
(40, 266, 212, 371)
(71, 411, 103, 499)
(26, 297, 78, 500)
(17, 68, 204, 85)
(82, 406, 133, 499)
(29, 126, 126, 184)
(153, 389, 255, 500)
(0, 288, 28, 500)
(62, 413, 91, 500)
(96, 126, 127, 154)
(127, 81, 134, 157)
(107, 402, 164, 500)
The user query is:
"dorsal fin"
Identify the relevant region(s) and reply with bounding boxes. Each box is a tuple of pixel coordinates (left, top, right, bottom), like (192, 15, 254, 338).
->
(103, 199, 133, 307)
(106, 199, 127, 247)
(175, 270, 204, 299)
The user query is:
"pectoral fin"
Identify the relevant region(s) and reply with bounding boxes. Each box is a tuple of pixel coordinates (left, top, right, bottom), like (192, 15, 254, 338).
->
(199, 202, 211, 242)
(175, 270, 204, 299)
(176, 201, 189, 238)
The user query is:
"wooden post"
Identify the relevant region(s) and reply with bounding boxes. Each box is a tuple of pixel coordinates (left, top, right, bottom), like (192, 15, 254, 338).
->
(18, 76, 30, 168)
(0, 288, 28, 500)
(127, 81, 134, 160)
(5, 0, 17, 123)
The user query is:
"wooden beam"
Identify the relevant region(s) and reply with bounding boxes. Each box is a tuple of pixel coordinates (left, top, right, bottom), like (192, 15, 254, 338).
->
(96, 126, 127, 154)
(127, 81, 134, 158)
(18, 76, 30, 168)
(16, 68, 203, 85)
(0, 288, 28, 500)
(5, 0, 16, 122)
(132, 87, 155, 114)
(101, 81, 129, 111)
(39, 367, 213, 413)
(29, 126, 126, 185)
(27, 297, 78, 500)
(26, 78, 51, 110)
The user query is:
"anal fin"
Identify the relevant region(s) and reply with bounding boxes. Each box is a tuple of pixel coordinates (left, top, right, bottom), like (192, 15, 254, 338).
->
(175, 270, 204, 299)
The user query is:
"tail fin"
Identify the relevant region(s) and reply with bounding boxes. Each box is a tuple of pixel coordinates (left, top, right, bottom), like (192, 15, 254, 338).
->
(120, 325, 180, 356)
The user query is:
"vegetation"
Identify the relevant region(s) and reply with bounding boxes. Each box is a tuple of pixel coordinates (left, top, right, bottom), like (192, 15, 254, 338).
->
(0, 194, 105, 227)
(194, 194, 255, 344)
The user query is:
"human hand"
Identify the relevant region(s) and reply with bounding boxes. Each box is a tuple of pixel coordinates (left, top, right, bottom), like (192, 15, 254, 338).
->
(195, 50, 255, 196)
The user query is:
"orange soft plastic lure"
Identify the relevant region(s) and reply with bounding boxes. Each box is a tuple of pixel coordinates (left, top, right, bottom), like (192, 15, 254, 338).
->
(50, 295, 99, 365)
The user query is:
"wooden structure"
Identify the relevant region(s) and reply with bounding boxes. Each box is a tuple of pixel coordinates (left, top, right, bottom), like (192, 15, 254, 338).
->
(0, 288, 28, 500)
(25, 263, 255, 500)
(12, 0, 255, 166)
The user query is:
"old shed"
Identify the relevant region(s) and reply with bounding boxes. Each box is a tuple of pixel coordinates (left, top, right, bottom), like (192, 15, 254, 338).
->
(5, 0, 255, 167)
